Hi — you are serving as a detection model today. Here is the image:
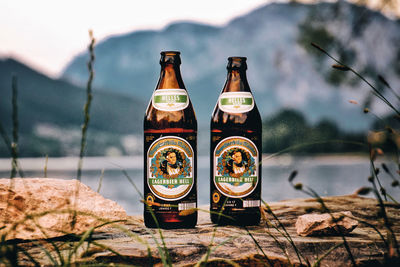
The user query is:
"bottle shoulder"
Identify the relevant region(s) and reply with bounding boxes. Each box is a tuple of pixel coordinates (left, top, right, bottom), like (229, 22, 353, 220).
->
(144, 101, 197, 131)
(211, 107, 262, 132)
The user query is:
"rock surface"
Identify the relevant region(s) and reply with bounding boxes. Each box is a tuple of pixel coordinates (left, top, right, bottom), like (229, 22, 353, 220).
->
(295, 211, 358, 236)
(5, 194, 400, 266)
(0, 178, 127, 240)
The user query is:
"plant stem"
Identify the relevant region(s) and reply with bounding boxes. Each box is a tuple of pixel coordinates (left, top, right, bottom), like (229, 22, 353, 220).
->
(10, 75, 24, 178)
(311, 42, 400, 116)
(77, 30, 95, 181)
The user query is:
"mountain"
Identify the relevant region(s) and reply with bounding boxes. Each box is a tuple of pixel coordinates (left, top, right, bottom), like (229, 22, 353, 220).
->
(62, 1, 400, 131)
(0, 58, 145, 157)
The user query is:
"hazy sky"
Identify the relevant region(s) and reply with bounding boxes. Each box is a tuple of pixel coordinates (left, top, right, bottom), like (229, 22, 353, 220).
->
(0, 0, 271, 77)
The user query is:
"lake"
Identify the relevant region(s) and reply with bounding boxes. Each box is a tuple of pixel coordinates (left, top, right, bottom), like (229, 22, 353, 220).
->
(0, 155, 398, 215)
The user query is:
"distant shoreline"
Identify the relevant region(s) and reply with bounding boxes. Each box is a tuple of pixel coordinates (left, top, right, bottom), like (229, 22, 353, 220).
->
(0, 154, 384, 172)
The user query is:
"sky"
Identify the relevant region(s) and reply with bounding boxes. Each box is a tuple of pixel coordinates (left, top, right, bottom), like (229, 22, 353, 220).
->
(1, 0, 398, 78)
(0, 0, 271, 78)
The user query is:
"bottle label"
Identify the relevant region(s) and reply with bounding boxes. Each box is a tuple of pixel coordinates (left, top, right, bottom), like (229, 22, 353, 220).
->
(218, 92, 254, 113)
(213, 136, 259, 198)
(152, 89, 189, 111)
(147, 136, 194, 201)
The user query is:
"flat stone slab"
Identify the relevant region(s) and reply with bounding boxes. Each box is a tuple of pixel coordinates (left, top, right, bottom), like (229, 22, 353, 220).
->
(0, 178, 127, 240)
(12, 194, 400, 266)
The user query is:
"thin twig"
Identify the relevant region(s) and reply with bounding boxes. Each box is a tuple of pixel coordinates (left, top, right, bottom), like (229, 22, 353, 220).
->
(44, 155, 48, 178)
(311, 42, 400, 116)
(72, 30, 96, 231)
(97, 169, 105, 193)
(77, 30, 96, 181)
(10, 75, 24, 178)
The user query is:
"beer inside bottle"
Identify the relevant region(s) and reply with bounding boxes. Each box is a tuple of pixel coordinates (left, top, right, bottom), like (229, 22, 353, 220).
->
(144, 51, 197, 228)
(210, 57, 262, 226)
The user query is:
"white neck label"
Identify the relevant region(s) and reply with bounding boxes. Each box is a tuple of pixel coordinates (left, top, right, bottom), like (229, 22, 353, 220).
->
(218, 92, 254, 113)
(152, 89, 189, 111)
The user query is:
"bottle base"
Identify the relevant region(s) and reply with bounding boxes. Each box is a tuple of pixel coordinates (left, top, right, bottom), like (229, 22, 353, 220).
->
(144, 212, 197, 229)
(210, 210, 261, 226)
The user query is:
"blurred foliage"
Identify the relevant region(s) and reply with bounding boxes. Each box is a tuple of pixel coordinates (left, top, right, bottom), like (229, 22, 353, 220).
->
(263, 108, 400, 154)
(297, 2, 363, 88)
(262, 108, 366, 154)
(370, 113, 400, 153)
(297, 0, 400, 120)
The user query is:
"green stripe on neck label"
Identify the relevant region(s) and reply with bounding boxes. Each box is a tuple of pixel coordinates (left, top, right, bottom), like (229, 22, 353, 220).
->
(152, 89, 189, 111)
(218, 92, 254, 113)
(154, 95, 187, 103)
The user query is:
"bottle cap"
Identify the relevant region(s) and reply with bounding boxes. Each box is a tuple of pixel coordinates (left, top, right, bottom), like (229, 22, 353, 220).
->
(227, 57, 247, 70)
(160, 51, 181, 65)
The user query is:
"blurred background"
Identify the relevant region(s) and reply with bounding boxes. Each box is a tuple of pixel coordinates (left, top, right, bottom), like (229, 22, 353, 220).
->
(1, 0, 399, 214)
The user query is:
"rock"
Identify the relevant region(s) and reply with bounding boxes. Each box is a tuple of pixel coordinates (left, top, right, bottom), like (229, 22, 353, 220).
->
(295, 211, 358, 236)
(0, 178, 127, 240)
(6, 195, 400, 266)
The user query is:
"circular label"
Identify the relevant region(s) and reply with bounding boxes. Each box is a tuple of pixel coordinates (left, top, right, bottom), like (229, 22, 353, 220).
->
(212, 192, 220, 204)
(146, 194, 155, 206)
(147, 136, 194, 201)
(213, 136, 258, 198)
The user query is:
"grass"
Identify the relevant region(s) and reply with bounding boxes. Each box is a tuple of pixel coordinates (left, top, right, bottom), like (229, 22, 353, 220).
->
(1, 15, 400, 267)
(9, 75, 24, 179)
(77, 30, 96, 182)
(274, 40, 400, 265)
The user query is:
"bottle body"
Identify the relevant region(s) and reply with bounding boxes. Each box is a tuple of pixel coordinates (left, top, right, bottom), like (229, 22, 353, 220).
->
(144, 51, 197, 228)
(210, 57, 262, 226)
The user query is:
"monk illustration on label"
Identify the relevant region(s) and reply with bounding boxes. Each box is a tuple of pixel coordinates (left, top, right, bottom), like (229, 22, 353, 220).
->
(227, 149, 248, 177)
(160, 150, 183, 178)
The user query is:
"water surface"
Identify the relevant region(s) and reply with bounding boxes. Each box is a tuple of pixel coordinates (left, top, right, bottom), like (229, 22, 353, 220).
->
(0, 155, 398, 215)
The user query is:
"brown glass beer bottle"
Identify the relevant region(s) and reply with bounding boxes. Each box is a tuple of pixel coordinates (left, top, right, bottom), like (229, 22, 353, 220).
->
(210, 57, 262, 225)
(144, 51, 197, 228)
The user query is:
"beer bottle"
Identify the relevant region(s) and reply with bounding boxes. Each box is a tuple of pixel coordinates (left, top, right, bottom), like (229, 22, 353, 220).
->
(144, 51, 197, 228)
(210, 57, 262, 225)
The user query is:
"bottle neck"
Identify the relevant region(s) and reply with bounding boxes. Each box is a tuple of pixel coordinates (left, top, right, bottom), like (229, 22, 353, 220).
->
(157, 63, 185, 89)
(223, 69, 250, 92)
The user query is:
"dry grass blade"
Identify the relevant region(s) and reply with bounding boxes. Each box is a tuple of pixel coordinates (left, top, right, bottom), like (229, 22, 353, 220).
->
(312, 242, 344, 267)
(44, 155, 48, 178)
(368, 156, 400, 255)
(262, 199, 307, 265)
(194, 233, 241, 267)
(178, 208, 196, 216)
(19, 248, 41, 267)
(288, 174, 357, 266)
(67, 219, 124, 263)
(11, 75, 18, 178)
(1, 203, 152, 265)
(354, 187, 372, 196)
(377, 74, 400, 101)
(120, 168, 173, 266)
(332, 64, 350, 71)
(77, 30, 96, 181)
(288, 170, 298, 183)
(305, 186, 357, 266)
(310, 42, 400, 116)
(10, 75, 24, 178)
(96, 169, 105, 193)
(74, 30, 96, 232)
(378, 74, 391, 89)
